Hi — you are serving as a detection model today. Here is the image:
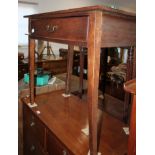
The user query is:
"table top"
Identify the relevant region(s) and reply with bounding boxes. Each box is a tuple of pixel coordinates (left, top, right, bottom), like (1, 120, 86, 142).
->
(25, 5, 135, 18)
(25, 5, 136, 47)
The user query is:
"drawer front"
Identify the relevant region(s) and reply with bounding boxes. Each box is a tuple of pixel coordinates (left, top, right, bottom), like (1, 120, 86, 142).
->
(30, 16, 88, 42)
(47, 131, 73, 155)
(23, 104, 45, 148)
(24, 132, 46, 155)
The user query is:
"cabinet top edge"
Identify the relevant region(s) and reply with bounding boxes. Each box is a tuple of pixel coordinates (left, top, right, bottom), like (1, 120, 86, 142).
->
(24, 5, 135, 18)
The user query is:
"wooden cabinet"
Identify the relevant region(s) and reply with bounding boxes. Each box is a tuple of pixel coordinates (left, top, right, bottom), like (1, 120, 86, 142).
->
(22, 90, 129, 155)
(23, 101, 74, 155)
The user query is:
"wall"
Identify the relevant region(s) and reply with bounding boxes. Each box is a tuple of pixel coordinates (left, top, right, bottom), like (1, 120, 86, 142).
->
(37, 0, 135, 13)
(18, 2, 39, 57)
(18, 0, 38, 3)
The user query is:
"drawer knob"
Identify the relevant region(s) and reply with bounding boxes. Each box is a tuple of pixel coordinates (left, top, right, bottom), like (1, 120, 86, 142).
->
(30, 121, 35, 127)
(30, 145, 35, 151)
(62, 150, 67, 155)
(46, 25, 50, 31)
(46, 24, 58, 32)
(31, 28, 35, 33)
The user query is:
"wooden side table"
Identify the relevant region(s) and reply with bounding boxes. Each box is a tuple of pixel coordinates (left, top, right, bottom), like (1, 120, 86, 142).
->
(124, 79, 136, 155)
(25, 6, 136, 155)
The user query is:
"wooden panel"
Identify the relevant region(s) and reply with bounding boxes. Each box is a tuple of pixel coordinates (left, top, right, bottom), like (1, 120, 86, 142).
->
(101, 14, 136, 47)
(30, 16, 88, 43)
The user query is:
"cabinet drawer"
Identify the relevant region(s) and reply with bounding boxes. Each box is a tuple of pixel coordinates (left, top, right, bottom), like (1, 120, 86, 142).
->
(30, 16, 88, 42)
(23, 104, 45, 148)
(24, 132, 46, 155)
(47, 131, 73, 155)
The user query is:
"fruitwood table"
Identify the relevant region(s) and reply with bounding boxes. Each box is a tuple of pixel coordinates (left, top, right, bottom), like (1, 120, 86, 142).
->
(25, 5, 136, 155)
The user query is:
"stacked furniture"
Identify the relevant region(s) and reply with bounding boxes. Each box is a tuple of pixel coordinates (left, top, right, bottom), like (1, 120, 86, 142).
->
(23, 5, 135, 155)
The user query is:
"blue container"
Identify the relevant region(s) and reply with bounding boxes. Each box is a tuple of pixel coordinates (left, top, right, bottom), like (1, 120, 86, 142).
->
(24, 73, 50, 86)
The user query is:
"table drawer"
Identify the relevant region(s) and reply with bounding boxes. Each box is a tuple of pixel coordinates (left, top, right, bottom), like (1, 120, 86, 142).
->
(30, 16, 88, 42)
(23, 104, 45, 148)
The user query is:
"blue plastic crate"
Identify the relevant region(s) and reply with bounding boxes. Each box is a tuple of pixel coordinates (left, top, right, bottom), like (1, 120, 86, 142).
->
(24, 73, 50, 86)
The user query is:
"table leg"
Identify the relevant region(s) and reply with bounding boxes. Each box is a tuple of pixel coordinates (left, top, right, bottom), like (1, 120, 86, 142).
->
(124, 46, 134, 123)
(100, 48, 108, 103)
(29, 38, 35, 105)
(65, 45, 74, 95)
(87, 11, 102, 155)
(132, 47, 136, 78)
(79, 47, 84, 98)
